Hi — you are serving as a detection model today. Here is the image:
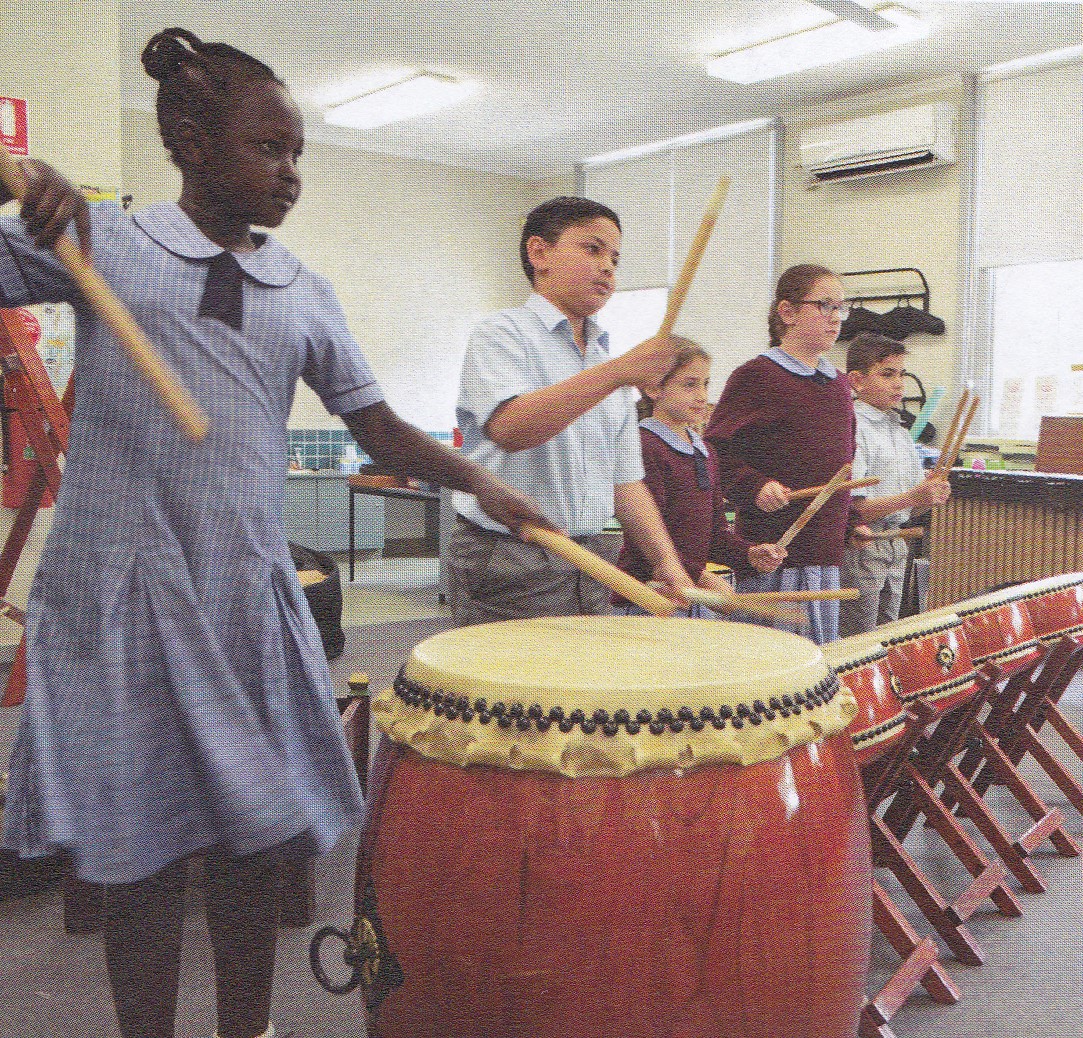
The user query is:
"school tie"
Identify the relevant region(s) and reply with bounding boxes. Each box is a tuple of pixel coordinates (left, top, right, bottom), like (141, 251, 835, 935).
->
(199, 250, 245, 330)
(692, 449, 712, 491)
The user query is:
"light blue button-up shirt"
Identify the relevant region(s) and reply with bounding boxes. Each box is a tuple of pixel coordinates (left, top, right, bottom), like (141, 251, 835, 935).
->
(455, 293, 644, 536)
(851, 399, 925, 528)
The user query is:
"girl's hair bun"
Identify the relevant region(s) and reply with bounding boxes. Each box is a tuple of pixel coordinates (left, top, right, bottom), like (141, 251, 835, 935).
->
(141, 28, 203, 82)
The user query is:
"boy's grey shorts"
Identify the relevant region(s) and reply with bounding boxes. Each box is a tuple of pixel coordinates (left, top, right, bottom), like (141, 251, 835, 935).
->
(446, 516, 617, 626)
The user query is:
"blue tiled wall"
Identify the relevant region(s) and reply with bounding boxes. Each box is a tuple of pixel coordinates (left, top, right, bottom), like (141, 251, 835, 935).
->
(287, 428, 454, 471)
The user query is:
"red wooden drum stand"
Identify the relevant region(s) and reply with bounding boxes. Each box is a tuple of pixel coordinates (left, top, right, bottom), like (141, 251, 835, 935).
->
(316, 618, 873, 1038)
(964, 575, 1083, 820)
(883, 598, 1078, 897)
(832, 620, 1018, 968)
(917, 586, 1081, 886)
(822, 641, 960, 1038)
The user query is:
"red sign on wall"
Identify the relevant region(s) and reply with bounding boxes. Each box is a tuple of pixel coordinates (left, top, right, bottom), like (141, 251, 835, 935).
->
(0, 97, 28, 155)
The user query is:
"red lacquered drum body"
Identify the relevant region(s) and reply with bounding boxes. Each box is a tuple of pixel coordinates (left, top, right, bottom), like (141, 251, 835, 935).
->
(1016, 573, 1083, 645)
(926, 588, 1043, 674)
(852, 615, 978, 714)
(822, 642, 907, 766)
(367, 618, 872, 1038)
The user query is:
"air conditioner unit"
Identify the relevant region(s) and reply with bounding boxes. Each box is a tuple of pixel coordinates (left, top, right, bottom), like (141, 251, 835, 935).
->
(799, 102, 956, 184)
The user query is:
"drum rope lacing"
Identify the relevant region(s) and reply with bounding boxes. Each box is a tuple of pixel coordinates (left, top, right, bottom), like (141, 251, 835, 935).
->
(893, 671, 975, 705)
(831, 649, 890, 673)
(391, 668, 843, 736)
(1016, 576, 1083, 601)
(851, 713, 907, 746)
(881, 619, 963, 645)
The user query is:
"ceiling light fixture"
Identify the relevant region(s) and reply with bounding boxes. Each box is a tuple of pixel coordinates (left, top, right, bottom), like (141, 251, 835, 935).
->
(706, 4, 930, 85)
(324, 70, 477, 130)
(582, 118, 775, 168)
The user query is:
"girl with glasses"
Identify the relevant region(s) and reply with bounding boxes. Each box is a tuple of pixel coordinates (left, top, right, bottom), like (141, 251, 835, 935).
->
(704, 264, 871, 644)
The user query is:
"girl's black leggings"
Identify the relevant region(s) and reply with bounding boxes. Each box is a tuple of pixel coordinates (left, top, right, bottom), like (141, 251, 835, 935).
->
(102, 845, 282, 1038)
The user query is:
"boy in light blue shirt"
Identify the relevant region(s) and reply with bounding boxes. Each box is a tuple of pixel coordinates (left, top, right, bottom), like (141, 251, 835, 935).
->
(452, 196, 694, 622)
(840, 333, 951, 635)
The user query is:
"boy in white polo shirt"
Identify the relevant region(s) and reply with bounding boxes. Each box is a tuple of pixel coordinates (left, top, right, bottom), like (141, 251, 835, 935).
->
(840, 333, 951, 636)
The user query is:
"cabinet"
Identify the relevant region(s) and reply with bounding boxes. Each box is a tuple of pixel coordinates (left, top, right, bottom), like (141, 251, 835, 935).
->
(284, 473, 383, 553)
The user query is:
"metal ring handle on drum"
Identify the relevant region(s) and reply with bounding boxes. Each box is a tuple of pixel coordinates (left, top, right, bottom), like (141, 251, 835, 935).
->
(309, 924, 366, 995)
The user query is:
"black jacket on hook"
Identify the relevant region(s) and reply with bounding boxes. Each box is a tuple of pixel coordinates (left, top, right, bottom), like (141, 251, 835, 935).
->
(878, 304, 946, 339)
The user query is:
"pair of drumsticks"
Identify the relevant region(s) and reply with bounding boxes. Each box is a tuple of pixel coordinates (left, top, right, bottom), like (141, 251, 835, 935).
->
(518, 522, 859, 624)
(932, 388, 980, 478)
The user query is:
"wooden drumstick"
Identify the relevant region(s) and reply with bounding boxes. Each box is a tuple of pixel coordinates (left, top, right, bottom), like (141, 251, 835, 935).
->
(856, 527, 926, 541)
(936, 394, 980, 476)
(657, 176, 730, 337)
(648, 582, 807, 624)
(521, 525, 677, 617)
(932, 389, 969, 477)
(0, 146, 209, 441)
(775, 463, 852, 551)
(733, 588, 862, 603)
(787, 476, 880, 502)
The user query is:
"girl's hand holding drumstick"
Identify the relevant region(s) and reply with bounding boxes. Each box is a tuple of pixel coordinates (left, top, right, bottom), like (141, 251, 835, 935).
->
(747, 541, 787, 574)
(775, 463, 852, 551)
(0, 148, 209, 441)
(1, 158, 92, 255)
(755, 480, 792, 513)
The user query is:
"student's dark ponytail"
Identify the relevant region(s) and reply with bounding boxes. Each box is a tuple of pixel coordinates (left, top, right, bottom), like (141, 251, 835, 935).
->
(768, 263, 837, 347)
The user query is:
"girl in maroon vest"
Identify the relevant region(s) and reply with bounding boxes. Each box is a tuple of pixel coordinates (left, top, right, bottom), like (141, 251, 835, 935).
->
(705, 265, 869, 643)
(616, 340, 785, 614)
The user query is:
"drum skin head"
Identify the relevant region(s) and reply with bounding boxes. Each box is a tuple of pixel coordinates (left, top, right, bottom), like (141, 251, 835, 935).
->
(372, 617, 858, 777)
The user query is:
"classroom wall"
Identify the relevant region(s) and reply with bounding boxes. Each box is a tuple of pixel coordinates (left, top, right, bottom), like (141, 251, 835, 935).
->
(0, 7, 125, 650)
(122, 111, 569, 432)
(776, 76, 967, 408)
(0, 83, 565, 650)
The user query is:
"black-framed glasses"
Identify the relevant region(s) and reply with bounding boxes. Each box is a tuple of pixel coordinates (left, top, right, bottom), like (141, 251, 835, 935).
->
(799, 298, 852, 320)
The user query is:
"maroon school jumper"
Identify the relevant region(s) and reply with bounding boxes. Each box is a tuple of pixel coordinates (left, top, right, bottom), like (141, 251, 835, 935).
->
(705, 352, 856, 568)
(615, 419, 752, 604)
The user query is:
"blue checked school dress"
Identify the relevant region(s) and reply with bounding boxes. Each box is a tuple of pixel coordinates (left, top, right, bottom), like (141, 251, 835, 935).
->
(0, 202, 380, 883)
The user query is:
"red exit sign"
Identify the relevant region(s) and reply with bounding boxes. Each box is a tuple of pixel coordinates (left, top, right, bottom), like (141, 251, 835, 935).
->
(0, 98, 28, 155)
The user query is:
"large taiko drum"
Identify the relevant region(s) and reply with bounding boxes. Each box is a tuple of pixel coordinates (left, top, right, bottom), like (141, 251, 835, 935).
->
(1014, 573, 1083, 646)
(837, 614, 978, 715)
(924, 587, 1043, 675)
(821, 641, 908, 766)
(366, 617, 872, 1038)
